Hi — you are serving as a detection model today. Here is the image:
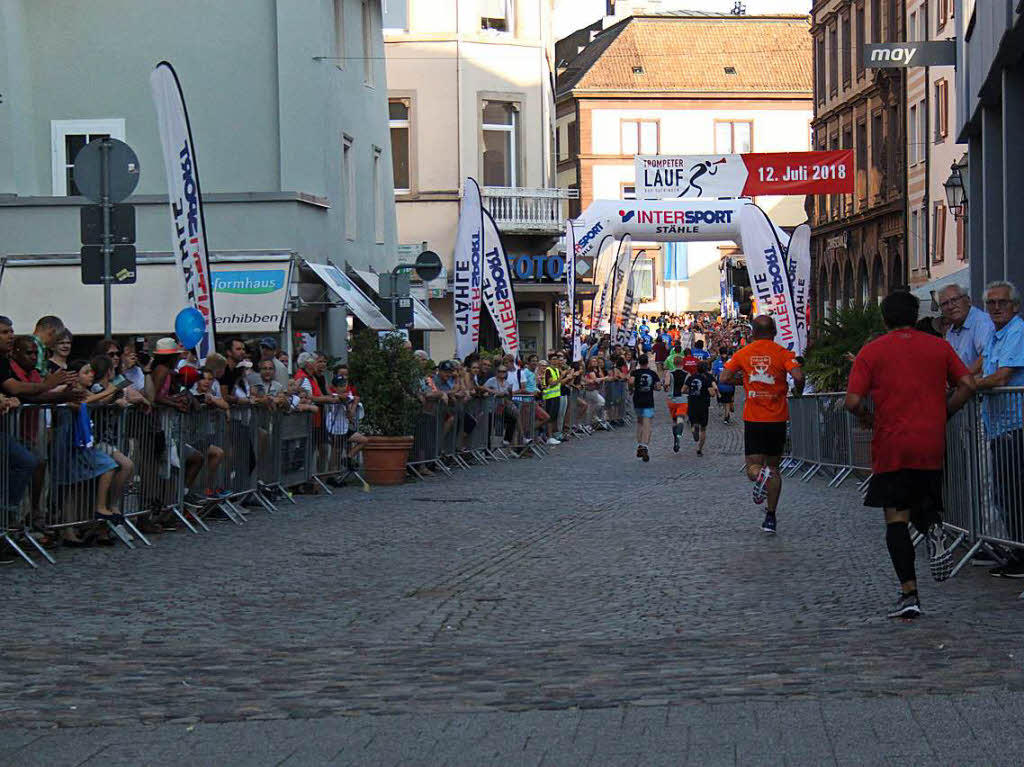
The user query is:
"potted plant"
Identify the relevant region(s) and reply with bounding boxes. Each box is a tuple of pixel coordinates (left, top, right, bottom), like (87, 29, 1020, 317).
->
(346, 329, 424, 485)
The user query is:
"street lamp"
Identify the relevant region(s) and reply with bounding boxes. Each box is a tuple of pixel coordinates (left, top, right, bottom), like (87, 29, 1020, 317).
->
(943, 159, 967, 220)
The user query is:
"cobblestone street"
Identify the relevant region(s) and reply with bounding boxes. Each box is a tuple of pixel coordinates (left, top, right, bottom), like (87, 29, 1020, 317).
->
(3, 401, 1024, 765)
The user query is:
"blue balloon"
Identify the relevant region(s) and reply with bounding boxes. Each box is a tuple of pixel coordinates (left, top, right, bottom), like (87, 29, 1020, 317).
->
(174, 307, 206, 350)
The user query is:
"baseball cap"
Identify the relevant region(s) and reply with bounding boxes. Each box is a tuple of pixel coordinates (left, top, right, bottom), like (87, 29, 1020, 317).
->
(438, 360, 455, 372)
(259, 337, 277, 350)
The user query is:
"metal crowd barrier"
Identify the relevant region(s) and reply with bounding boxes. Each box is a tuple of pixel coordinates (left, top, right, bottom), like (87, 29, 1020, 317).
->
(0, 403, 318, 567)
(782, 393, 872, 489)
(785, 387, 1024, 591)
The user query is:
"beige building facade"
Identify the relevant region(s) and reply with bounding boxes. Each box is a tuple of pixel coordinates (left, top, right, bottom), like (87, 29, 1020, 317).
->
(809, 0, 906, 324)
(384, 0, 573, 360)
(905, 0, 967, 307)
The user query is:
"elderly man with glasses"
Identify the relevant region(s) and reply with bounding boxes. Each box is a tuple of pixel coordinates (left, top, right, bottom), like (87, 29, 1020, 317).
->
(938, 284, 995, 368)
(972, 281, 1024, 578)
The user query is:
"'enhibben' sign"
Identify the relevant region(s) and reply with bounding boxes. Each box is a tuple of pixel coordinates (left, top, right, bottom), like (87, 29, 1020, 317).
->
(864, 41, 955, 68)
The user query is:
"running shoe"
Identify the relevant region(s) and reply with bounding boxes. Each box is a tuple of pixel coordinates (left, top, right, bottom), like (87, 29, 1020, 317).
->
(887, 591, 922, 619)
(761, 512, 776, 534)
(636, 444, 644, 458)
(752, 467, 772, 505)
(925, 525, 955, 582)
(640, 445, 650, 462)
(546, 437, 561, 446)
(673, 434, 680, 453)
(696, 449, 703, 457)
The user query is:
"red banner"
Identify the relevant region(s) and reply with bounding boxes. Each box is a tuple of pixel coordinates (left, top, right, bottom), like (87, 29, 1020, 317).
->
(741, 150, 854, 196)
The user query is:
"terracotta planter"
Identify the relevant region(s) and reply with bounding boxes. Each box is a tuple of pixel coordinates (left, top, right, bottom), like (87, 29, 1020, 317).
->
(362, 436, 414, 485)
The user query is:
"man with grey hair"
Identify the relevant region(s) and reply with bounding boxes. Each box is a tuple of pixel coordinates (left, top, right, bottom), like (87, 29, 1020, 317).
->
(975, 280, 1024, 577)
(939, 283, 994, 368)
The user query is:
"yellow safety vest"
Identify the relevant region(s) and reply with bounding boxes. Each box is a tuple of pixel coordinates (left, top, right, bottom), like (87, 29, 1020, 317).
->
(542, 366, 561, 399)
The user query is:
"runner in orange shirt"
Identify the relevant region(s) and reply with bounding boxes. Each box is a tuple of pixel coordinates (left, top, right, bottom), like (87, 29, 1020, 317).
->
(720, 315, 804, 534)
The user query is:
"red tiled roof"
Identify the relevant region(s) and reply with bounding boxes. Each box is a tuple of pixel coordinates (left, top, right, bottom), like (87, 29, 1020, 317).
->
(563, 16, 812, 96)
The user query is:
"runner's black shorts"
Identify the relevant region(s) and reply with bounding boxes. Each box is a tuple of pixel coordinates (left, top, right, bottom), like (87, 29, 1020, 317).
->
(543, 396, 561, 419)
(864, 469, 943, 511)
(688, 402, 709, 428)
(717, 390, 735, 404)
(744, 421, 787, 456)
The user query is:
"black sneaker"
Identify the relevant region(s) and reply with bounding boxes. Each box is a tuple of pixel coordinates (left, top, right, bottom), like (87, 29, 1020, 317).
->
(673, 435, 680, 453)
(640, 445, 650, 462)
(887, 591, 921, 619)
(636, 444, 643, 459)
(761, 512, 776, 534)
(696, 449, 703, 456)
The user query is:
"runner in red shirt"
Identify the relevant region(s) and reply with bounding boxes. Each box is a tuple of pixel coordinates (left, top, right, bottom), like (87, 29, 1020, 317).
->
(846, 291, 975, 619)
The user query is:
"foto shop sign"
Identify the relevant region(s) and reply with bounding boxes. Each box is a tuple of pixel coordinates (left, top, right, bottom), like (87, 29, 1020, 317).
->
(511, 254, 565, 281)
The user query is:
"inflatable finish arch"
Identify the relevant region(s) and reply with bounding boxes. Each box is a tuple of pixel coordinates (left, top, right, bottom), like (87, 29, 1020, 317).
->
(567, 198, 810, 355)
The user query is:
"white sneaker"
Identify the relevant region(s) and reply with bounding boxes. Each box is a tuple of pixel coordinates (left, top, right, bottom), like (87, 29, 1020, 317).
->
(546, 437, 561, 446)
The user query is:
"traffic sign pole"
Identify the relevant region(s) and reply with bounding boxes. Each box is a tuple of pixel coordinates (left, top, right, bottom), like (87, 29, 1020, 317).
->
(100, 139, 113, 338)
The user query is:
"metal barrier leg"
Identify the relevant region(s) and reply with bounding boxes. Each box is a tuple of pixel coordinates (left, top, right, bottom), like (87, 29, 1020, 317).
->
(121, 516, 151, 547)
(105, 519, 136, 549)
(3, 533, 39, 568)
(18, 530, 57, 565)
(171, 504, 201, 534)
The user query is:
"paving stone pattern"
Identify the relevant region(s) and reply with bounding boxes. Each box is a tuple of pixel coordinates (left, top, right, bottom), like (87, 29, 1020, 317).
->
(3, 396, 1024, 765)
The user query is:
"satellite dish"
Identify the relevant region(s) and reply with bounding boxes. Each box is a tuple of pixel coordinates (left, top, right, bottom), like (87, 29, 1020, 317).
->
(414, 250, 442, 282)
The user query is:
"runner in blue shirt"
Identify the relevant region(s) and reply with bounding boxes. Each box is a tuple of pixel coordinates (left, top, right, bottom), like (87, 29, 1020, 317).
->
(691, 339, 711, 360)
(712, 346, 736, 423)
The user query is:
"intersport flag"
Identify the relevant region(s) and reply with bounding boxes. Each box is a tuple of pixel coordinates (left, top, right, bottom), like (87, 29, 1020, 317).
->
(634, 150, 854, 199)
(739, 204, 800, 354)
(566, 221, 581, 361)
(453, 178, 484, 360)
(786, 224, 812, 355)
(480, 209, 519, 356)
(616, 250, 643, 346)
(608, 235, 632, 341)
(590, 235, 616, 332)
(150, 61, 217, 357)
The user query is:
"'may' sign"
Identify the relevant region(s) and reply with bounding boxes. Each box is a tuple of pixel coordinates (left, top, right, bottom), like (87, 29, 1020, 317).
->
(864, 41, 955, 68)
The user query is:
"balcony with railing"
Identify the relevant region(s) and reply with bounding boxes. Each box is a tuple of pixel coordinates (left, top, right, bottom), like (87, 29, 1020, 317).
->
(481, 186, 579, 234)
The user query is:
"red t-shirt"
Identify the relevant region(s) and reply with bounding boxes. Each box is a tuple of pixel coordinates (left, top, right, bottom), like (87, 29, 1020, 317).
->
(847, 329, 969, 474)
(652, 341, 669, 362)
(681, 355, 699, 376)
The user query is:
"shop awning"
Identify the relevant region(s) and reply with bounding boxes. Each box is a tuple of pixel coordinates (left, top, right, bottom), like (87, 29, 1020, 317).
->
(0, 253, 293, 336)
(352, 269, 445, 331)
(305, 262, 393, 330)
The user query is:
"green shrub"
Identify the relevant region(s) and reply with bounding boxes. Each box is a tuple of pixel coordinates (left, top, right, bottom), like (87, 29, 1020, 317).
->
(346, 330, 424, 436)
(804, 304, 886, 392)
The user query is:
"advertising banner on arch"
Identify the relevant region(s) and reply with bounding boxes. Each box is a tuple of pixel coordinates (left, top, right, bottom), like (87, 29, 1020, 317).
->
(150, 61, 217, 358)
(786, 223, 812, 355)
(480, 209, 519, 356)
(634, 151, 854, 199)
(453, 178, 484, 360)
(739, 205, 801, 354)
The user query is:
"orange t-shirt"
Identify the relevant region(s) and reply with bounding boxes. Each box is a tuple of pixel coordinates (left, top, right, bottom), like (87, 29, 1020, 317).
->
(723, 339, 799, 423)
